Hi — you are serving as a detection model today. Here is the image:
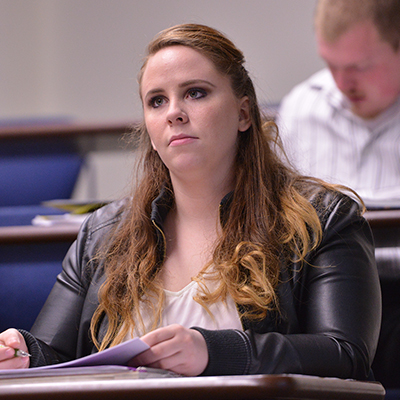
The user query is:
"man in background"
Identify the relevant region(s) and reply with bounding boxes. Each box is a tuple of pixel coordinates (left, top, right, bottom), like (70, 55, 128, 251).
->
(277, 0, 400, 208)
(277, 0, 400, 391)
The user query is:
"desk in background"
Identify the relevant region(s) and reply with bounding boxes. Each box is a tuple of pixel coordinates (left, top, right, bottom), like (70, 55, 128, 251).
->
(0, 224, 80, 244)
(0, 121, 133, 332)
(364, 208, 400, 282)
(364, 209, 400, 248)
(0, 120, 135, 207)
(0, 208, 397, 245)
(365, 208, 400, 393)
(0, 120, 133, 140)
(0, 225, 79, 332)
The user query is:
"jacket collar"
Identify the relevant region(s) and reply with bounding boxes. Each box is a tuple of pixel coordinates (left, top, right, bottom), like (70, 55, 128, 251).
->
(150, 185, 174, 229)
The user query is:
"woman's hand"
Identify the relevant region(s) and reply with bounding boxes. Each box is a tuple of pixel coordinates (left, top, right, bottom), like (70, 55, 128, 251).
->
(0, 329, 30, 369)
(130, 324, 208, 376)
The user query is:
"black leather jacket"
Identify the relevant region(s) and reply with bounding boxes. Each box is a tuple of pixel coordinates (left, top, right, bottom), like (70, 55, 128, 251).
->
(22, 189, 381, 380)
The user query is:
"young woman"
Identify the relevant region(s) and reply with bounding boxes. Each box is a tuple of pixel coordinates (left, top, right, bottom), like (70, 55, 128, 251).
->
(0, 24, 381, 380)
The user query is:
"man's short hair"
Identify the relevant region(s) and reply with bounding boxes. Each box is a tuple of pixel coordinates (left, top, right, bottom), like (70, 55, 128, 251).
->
(315, 0, 400, 51)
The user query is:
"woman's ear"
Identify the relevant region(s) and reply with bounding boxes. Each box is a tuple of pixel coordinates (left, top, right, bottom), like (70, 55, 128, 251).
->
(238, 96, 251, 132)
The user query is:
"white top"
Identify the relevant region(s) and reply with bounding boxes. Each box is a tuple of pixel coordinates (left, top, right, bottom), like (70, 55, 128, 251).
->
(126, 279, 243, 339)
(277, 68, 400, 207)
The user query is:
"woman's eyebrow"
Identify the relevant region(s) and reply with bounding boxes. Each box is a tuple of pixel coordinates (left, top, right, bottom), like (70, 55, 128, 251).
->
(179, 79, 216, 88)
(144, 88, 164, 97)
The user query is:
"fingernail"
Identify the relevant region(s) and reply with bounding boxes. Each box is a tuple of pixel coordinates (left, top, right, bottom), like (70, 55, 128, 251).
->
(5, 348, 15, 358)
(21, 356, 30, 367)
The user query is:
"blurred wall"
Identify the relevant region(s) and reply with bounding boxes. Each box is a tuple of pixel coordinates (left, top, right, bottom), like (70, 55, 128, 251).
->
(0, 0, 324, 200)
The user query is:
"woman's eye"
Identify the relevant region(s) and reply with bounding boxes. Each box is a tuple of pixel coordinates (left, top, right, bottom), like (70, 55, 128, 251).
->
(187, 89, 206, 100)
(150, 96, 165, 108)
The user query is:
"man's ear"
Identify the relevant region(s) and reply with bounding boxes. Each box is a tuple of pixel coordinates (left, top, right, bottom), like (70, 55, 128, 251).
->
(238, 96, 251, 132)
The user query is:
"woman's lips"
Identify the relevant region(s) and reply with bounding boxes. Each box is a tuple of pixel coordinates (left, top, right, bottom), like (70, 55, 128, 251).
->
(169, 134, 198, 146)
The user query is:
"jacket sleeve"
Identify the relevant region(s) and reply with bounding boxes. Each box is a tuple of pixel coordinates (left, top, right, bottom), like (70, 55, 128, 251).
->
(195, 195, 381, 380)
(20, 200, 126, 368)
(23, 212, 100, 367)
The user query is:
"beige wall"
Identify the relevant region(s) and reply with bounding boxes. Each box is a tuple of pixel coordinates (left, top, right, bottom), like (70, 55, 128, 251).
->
(0, 0, 324, 200)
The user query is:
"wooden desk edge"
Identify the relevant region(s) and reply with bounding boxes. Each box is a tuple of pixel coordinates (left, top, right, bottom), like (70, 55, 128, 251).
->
(0, 224, 79, 244)
(0, 207, 398, 245)
(0, 374, 385, 400)
(1, 208, 399, 244)
(0, 121, 136, 140)
(364, 209, 400, 228)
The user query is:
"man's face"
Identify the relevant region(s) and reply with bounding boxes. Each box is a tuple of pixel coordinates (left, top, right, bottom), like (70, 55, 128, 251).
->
(317, 20, 400, 119)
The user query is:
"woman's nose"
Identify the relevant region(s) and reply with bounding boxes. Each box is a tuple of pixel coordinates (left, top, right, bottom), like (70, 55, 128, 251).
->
(166, 101, 188, 125)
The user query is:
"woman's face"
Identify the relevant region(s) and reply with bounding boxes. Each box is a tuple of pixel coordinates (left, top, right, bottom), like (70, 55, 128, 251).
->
(140, 45, 250, 183)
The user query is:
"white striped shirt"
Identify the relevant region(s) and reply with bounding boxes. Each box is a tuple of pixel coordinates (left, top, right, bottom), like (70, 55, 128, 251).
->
(276, 68, 400, 207)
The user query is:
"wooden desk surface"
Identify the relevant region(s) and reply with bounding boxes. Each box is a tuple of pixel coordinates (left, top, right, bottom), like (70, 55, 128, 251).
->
(0, 224, 80, 244)
(0, 208, 398, 245)
(0, 121, 135, 140)
(364, 209, 400, 228)
(364, 209, 400, 248)
(0, 372, 385, 400)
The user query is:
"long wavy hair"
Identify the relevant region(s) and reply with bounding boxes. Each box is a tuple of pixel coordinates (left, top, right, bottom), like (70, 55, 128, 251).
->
(91, 24, 334, 350)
